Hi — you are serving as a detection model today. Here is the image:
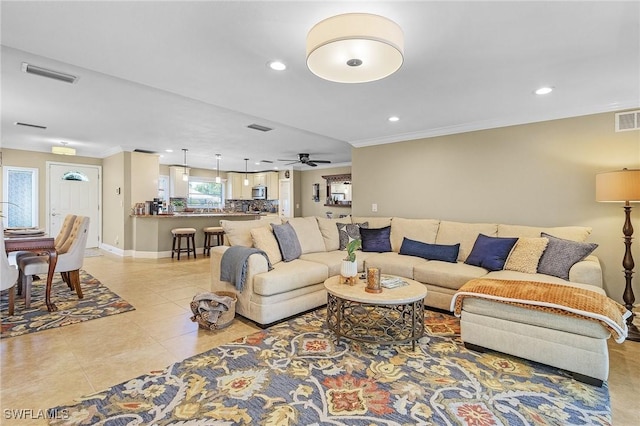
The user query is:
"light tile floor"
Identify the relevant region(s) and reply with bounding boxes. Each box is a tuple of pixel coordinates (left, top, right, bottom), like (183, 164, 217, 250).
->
(1, 252, 638, 425)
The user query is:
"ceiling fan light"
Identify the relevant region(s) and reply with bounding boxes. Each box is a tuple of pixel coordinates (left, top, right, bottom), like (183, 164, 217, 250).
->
(306, 13, 404, 83)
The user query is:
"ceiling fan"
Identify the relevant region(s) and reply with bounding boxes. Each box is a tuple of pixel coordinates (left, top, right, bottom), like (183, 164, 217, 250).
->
(277, 153, 331, 167)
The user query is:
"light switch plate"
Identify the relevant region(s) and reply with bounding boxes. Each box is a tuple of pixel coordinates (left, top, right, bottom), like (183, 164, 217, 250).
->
(372, 203, 378, 212)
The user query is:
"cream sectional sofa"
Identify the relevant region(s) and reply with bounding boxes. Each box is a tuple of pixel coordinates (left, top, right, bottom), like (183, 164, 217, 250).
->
(211, 215, 613, 384)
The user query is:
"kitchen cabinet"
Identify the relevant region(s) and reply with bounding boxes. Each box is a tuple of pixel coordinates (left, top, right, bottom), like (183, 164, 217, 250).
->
(226, 173, 253, 199)
(226, 171, 279, 200)
(169, 166, 189, 198)
(267, 172, 279, 199)
(253, 173, 267, 187)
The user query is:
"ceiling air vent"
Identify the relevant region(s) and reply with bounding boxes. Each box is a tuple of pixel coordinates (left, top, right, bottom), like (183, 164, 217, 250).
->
(247, 124, 273, 132)
(14, 121, 47, 130)
(615, 110, 640, 132)
(21, 62, 78, 84)
(133, 149, 158, 154)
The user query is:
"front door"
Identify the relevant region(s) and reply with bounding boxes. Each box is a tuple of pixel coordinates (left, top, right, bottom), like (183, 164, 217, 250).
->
(47, 162, 101, 248)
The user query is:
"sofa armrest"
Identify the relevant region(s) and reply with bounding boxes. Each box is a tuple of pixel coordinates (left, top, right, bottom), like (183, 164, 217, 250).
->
(210, 245, 270, 293)
(569, 255, 603, 288)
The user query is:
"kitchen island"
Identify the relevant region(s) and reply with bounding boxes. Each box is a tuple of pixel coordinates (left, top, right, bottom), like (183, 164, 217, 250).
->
(131, 212, 267, 258)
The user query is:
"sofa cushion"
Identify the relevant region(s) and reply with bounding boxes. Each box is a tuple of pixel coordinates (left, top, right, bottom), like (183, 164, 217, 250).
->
(300, 251, 349, 277)
(360, 226, 392, 252)
(250, 227, 282, 264)
(537, 233, 598, 280)
(271, 222, 302, 262)
(316, 216, 351, 251)
(498, 224, 592, 242)
(399, 238, 459, 263)
(414, 261, 489, 291)
(253, 259, 329, 297)
(465, 234, 518, 271)
(286, 217, 326, 254)
(364, 252, 428, 279)
(504, 237, 549, 274)
(435, 221, 498, 262)
(390, 217, 440, 252)
(337, 222, 368, 250)
(351, 216, 393, 228)
(220, 217, 281, 247)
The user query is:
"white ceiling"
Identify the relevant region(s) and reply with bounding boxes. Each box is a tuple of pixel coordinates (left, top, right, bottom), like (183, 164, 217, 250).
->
(1, 1, 639, 172)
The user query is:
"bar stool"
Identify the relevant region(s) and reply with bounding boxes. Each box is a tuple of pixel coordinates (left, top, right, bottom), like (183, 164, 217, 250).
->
(171, 228, 197, 260)
(203, 226, 225, 256)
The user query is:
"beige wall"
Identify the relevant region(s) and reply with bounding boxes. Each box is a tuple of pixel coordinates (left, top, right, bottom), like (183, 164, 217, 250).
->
(300, 165, 352, 218)
(351, 111, 640, 304)
(102, 152, 126, 250)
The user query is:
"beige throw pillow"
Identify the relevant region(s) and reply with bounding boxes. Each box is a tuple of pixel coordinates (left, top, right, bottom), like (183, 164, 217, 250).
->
(504, 237, 549, 274)
(250, 227, 282, 264)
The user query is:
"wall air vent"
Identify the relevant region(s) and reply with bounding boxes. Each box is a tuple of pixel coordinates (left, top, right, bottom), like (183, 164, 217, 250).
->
(247, 124, 273, 132)
(615, 110, 640, 132)
(14, 122, 47, 130)
(21, 62, 78, 84)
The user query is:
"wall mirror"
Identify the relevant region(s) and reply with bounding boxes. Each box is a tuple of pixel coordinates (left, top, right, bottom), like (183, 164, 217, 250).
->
(322, 174, 352, 207)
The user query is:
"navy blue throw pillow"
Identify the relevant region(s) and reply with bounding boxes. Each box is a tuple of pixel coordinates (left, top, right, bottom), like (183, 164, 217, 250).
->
(465, 234, 518, 271)
(360, 226, 392, 252)
(399, 238, 459, 263)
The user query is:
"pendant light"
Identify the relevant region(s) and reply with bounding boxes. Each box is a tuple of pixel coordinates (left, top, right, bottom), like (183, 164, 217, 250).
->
(182, 149, 189, 181)
(244, 158, 250, 186)
(215, 154, 222, 184)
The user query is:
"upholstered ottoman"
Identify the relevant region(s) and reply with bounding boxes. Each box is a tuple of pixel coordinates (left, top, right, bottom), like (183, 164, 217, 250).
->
(453, 278, 629, 387)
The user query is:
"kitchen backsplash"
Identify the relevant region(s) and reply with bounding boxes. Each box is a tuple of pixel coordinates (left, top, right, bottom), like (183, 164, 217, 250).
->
(225, 199, 278, 213)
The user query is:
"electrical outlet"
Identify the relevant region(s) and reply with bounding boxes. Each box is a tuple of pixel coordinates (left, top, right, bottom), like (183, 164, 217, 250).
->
(372, 203, 378, 212)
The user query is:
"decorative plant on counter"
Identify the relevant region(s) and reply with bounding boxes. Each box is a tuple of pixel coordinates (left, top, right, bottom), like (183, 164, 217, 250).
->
(344, 238, 362, 262)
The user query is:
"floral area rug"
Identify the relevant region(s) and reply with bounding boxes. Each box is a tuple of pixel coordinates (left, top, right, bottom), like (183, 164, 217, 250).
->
(1, 270, 134, 338)
(49, 309, 610, 425)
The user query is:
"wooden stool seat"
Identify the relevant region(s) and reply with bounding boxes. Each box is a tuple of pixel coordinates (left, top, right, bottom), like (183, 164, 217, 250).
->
(203, 226, 225, 256)
(171, 228, 197, 260)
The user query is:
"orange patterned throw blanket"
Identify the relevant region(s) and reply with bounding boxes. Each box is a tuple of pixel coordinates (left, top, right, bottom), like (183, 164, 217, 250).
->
(451, 279, 631, 343)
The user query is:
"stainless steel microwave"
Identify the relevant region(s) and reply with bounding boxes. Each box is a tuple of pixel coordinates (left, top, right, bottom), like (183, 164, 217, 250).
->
(252, 186, 267, 199)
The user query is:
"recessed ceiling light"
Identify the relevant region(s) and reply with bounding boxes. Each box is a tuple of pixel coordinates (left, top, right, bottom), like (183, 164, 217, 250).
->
(388, 116, 400, 122)
(268, 61, 286, 71)
(535, 87, 553, 95)
(165, 149, 173, 153)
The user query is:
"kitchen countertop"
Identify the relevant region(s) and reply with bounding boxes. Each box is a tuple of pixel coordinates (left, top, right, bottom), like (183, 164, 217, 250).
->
(132, 212, 268, 218)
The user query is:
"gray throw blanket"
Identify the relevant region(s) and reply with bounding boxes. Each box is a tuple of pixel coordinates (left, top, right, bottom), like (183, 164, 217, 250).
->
(220, 246, 272, 291)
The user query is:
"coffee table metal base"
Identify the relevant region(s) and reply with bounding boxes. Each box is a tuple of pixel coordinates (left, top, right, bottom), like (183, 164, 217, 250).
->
(326, 293, 425, 350)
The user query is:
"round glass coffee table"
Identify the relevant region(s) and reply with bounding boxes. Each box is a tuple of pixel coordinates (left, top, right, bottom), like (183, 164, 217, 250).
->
(324, 275, 427, 350)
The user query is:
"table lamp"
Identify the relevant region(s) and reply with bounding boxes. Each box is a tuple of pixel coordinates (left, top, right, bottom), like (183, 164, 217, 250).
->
(596, 168, 640, 341)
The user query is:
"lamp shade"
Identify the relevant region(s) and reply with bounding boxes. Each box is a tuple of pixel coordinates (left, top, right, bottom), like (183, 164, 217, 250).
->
(306, 13, 404, 83)
(596, 169, 640, 202)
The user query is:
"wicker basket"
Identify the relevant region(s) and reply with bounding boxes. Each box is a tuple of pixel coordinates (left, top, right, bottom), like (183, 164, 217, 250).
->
(190, 291, 237, 331)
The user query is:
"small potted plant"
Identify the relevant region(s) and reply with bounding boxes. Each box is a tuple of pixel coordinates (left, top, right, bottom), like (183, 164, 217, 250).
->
(341, 239, 361, 280)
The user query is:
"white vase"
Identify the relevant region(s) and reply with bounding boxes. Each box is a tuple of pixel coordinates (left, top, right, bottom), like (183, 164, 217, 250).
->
(341, 260, 358, 278)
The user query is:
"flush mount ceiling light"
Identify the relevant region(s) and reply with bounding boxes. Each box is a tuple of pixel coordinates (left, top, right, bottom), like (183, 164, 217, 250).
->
(52, 141, 75, 156)
(306, 13, 404, 83)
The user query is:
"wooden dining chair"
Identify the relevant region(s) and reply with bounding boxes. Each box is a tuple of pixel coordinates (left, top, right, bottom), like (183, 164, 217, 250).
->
(9, 214, 77, 267)
(18, 216, 91, 306)
(1, 224, 20, 315)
